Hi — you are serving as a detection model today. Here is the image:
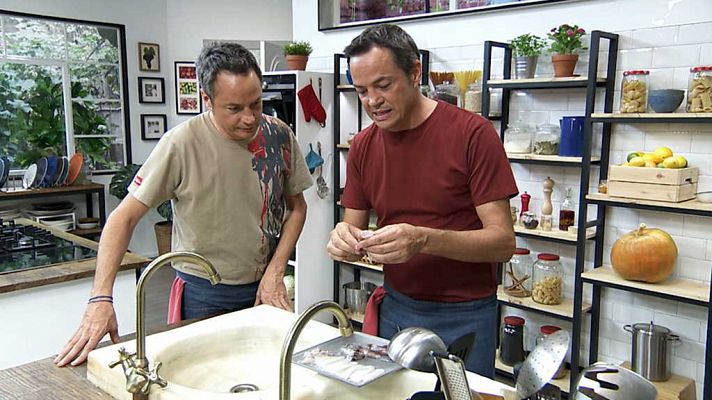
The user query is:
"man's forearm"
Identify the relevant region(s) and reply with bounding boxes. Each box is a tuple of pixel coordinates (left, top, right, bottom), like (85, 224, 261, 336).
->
(419, 226, 515, 263)
(90, 214, 139, 296)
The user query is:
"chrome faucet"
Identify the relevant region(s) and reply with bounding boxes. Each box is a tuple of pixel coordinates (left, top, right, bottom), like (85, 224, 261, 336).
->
(279, 300, 354, 400)
(110, 251, 221, 400)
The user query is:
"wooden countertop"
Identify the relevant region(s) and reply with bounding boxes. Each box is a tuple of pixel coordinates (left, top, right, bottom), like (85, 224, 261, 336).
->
(0, 218, 148, 294)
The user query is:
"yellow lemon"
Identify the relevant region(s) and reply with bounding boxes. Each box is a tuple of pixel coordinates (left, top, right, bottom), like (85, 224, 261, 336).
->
(656, 162, 665, 168)
(627, 151, 644, 162)
(620, 162, 630, 166)
(644, 160, 657, 168)
(674, 155, 687, 168)
(654, 147, 674, 159)
(643, 153, 663, 164)
(662, 156, 681, 169)
(628, 156, 646, 167)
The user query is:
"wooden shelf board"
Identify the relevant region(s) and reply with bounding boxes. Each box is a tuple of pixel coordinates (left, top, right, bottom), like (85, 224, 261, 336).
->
(619, 362, 696, 400)
(69, 227, 102, 236)
(514, 224, 595, 242)
(340, 259, 383, 272)
(581, 266, 709, 303)
(495, 353, 570, 394)
(0, 183, 104, 198)
(488, 76, 605, 86)
(592, 112, 712, 119)
(587, 193, 712, 213)
(507, 153, 601, 163)
(337, 84, 356, 90)
(336, 143, 351, 149)
(497, 285, 591, 319)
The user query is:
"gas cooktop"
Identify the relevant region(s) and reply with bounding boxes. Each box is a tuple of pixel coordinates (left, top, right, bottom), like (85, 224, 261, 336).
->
(0, 220, 97, 274)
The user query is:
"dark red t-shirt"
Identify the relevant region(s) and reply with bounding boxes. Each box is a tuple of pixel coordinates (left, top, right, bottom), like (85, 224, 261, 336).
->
(342, 101, 518, 302)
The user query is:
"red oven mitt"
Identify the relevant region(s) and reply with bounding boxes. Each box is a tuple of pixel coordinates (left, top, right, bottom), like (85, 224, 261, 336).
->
(298, 82, 326, 127)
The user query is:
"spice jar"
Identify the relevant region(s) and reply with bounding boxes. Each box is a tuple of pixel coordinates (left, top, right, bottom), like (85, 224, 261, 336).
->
(435, 81, 459, 106)
(500, 316, 526, 366)
(686, 66, 712, 112)
(521, 211, 539, 230)
(503, 248, 533, 297)
(533, 123, 561, 155)
(532, 253, 563, 305)
(464, 81, 482, 113)
(620, 70, 649, 113)
(503, 121, 533, 154)
(536, 325, 568, 379)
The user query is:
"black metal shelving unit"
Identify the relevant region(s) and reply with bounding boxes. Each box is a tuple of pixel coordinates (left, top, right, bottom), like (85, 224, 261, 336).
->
(481, 30, 620, 394)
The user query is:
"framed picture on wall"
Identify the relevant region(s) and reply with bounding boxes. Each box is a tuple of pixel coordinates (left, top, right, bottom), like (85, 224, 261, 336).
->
(138, 42, 160, 72)
(140, 114, 167, 140)
(138, 77, 165, 104)
(175, 61, 202, 115)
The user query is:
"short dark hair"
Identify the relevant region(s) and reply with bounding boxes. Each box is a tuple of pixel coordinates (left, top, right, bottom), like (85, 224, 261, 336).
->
(196, 42, 262, 99)
(343, 24, 420, 76)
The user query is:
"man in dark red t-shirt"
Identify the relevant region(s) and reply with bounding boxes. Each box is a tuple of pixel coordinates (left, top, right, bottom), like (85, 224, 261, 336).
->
(327, 24, 518, 377)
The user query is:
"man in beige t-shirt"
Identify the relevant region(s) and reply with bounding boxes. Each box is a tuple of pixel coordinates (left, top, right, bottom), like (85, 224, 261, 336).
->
(55, 42, 312, 367)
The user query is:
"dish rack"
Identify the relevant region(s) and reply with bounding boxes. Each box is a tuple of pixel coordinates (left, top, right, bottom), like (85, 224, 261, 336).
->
(31, 212, 76, 232)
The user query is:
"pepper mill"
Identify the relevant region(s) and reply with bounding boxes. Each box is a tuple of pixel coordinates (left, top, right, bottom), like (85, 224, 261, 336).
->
(520, 192, 531, 219)
(542, 176, 555, 215)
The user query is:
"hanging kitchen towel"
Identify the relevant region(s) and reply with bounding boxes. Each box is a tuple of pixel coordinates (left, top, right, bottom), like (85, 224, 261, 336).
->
(304, 143, 324, 174)
(362, 285, 386, 336)
(298, 82, 327, 127)
(167, 276, 185, 324)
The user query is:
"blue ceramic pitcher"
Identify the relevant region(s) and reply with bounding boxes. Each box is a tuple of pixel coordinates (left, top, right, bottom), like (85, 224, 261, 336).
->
(559, 116, 585, 157)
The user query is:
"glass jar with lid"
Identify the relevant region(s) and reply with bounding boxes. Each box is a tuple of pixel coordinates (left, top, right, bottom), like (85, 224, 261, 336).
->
(499, 316, 526, 366)
(533, 123, 561, 155)
(503, 248, 533, 297)
(686, 66, 712, 113)
(434, 81, 459, 106)
(532, 253, 563, 305)
(536, 325, 568, 379)
(503, 121, 533, 154)
(464, 80, 482, 113)
(620, 70, 649, 113)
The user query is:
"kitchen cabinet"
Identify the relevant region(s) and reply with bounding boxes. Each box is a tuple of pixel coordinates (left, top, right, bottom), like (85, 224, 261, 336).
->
(330, 51, 429, 324)
(481, 30, 620, 393)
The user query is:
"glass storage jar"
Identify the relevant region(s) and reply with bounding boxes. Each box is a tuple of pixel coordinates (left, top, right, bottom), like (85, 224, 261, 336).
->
(464, 81, 482, 113)
(536, 325, 568, 379)
(435, 81, 459, 106)
(500, 316, 526, 366)
(533, 123, 560, 155)
(503, 248, 533, 297)
(532, 253, 563, 305)
(620, 70, 649, 113)
(686, 66, 712, 113)
(503, 121, 533, 154)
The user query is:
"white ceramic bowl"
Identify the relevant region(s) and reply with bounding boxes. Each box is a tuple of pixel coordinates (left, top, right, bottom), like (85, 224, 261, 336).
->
(77, 222, 99, 229)
(697, 191, 712, 203)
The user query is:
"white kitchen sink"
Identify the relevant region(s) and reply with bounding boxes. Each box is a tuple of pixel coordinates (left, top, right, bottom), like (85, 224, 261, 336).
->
(87, 305, 508, 399)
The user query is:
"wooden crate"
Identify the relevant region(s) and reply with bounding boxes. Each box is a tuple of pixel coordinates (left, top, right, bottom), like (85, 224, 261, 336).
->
(609, 166, 699, 185)
(608, 181, 697, 202)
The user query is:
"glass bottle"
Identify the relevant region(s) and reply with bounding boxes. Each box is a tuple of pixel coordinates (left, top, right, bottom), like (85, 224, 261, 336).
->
(620, 70, 649, 113)
(536, 325, 568, 379)
(532, 253, 563, 305)
(464, 81, 482, 113)
(503, 248, 533, 297)
(686, 66, 712, 113)
(434, 80, 459, 106)
(558, 187, 575, 231)
(499, 316, 526, 366)
(533, 123, 561, 155)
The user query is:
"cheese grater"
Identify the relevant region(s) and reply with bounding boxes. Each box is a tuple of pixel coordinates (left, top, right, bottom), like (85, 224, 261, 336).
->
(432, 352, 474, 400)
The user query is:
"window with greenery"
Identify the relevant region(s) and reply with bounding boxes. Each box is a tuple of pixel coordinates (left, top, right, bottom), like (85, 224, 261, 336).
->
(0, 11, 130, 174)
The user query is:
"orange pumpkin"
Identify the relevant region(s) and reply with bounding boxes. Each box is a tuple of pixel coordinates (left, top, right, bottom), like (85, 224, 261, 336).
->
(610, 223, 678, 283)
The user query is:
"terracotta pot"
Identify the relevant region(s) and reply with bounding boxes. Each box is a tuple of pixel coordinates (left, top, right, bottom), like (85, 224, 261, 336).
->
(551, 54, 579, 77)
(286, 55, 308, 71)
(154, 221, 172, 256)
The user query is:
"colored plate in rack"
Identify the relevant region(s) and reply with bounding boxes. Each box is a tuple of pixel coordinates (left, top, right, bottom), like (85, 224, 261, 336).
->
(66, 153, 83, 185)
(23, 164, 37, 189)
(57, 156, 69, 186)
(0, 157, 5, 189)
(33, 157, 48, 188)
(44, 155, 58, 187)
(0, 156, 9, 188)
(52, 156, 66, 186)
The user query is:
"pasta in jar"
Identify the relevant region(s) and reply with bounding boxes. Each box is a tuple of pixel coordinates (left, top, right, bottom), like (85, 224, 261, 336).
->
(620, 70, 649, 113)
(687, 66, 712, 113)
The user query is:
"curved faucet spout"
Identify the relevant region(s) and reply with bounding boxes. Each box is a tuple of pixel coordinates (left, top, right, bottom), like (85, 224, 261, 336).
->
(279, 300, 353, 400)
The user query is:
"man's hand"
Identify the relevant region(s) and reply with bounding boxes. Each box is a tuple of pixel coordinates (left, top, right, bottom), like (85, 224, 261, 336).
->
(356, 223, 427, 264)
(255, 266, 292, 311)
(326, 222, 365, 262)
(54, 302, 120, 367)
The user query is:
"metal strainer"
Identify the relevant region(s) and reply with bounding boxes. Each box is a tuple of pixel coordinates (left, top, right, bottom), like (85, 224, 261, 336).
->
(516, 329, 570, 399)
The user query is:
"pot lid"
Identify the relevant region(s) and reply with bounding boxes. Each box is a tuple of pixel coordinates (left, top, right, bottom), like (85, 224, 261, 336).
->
(631, 321, 671, 336)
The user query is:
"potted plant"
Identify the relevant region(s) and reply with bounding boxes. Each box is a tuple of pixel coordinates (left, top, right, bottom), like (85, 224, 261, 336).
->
(547, 24, 587, 77)
(283, 41, 313, 71)
(109, 163, 173, 255)
(509, 33, 546, 79)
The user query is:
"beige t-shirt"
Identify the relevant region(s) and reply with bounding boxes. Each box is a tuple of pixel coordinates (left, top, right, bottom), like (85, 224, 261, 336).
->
(128, 112, 313, 284)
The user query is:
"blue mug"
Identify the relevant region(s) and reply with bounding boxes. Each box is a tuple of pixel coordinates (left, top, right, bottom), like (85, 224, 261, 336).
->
(559, 116, 585, 157)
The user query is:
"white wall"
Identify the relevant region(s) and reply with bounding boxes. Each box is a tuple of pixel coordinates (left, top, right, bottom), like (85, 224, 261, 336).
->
(294, 0, 712, 395)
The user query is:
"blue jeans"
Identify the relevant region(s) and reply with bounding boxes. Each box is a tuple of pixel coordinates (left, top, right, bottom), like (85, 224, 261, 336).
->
(378, 283, 497, 378)
(177, 271, 260, 320)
